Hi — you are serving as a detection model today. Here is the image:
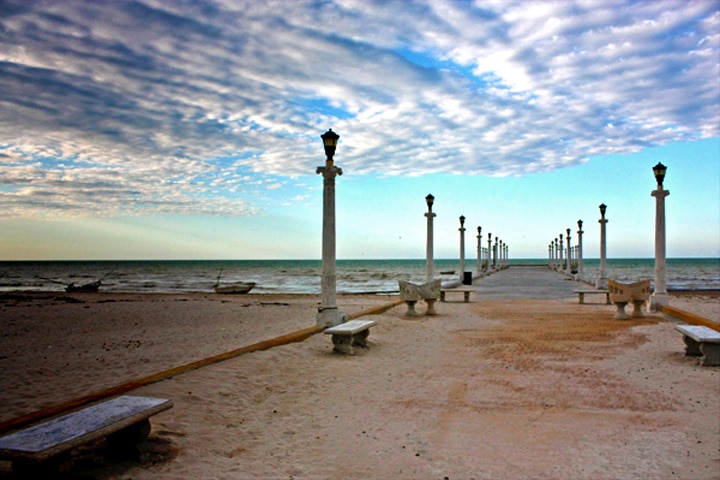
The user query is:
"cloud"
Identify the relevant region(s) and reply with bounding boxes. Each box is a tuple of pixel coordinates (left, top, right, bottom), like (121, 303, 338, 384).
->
(0, 0, 717, 218)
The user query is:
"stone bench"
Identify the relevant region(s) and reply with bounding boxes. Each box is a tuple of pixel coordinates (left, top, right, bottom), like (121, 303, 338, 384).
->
(608, 279, 651, 319)
(675, 325, 720, 366)
(0, 395, 172, 475)
(324, 319, 377, 355)
(574, 289, 610, 304)
(440, 286, 475, 303)
(398, 279, 441, 316)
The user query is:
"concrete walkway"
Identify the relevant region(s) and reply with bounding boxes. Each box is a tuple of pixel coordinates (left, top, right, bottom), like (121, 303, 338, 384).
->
(473, 265, 586, 299)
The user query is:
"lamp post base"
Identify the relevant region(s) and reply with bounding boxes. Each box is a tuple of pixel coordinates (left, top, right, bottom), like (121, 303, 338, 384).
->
(317, 307, 347, 327)
(649, 292, 670, 312)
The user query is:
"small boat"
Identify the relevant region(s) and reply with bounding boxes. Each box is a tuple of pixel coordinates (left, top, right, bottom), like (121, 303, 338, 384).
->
(214, 281, 255, 294)
(440, 270, 456, 275)
(213, 267, 255, 294)
(66, 280, 102, 293)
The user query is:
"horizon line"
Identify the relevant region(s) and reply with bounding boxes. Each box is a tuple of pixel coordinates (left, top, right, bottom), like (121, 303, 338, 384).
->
(1, 256, 718, 262)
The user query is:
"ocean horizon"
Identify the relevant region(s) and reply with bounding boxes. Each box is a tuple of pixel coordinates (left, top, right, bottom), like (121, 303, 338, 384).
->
(0, 257, 717, 294)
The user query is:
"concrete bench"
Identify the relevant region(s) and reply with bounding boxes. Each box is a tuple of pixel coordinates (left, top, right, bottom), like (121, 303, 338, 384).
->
(440, 286, 475, 303)
(399, 279, 441, 316)
(574, 289, 610, 304)
(324, 319, 377, 355)
(608, 279, 651, 319)
(0, 395, 172, 475)
(675, 325, 720, 366)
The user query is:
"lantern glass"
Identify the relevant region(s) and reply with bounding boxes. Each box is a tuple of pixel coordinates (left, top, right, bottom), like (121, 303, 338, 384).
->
(653, 162, 667, 186)
(320, 129, 339, 160)
(599, 203, 607, 216)
(425, 194, 434, 209)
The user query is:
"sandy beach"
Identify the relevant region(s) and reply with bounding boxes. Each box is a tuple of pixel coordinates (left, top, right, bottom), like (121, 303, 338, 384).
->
(0, 267, 718, 479)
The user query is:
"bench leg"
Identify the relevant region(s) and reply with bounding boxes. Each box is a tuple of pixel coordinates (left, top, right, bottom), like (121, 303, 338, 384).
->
(330, 333, 354, 355)
(463, 292, 470, 303)
(578, 293, 585, 304)
(352, 329, 370, 348)
(682, 336, 702, 357)
(440, 291, 446, 302)
(699, 343, 720, 366)
(404, 300, 419, 317)
(12, 454, 69, 476)
(605, 293, 611, 305)
(631, 300, 646, 317)
(613, 302, 629, 320)
(424, 298, 437, 315)
(106, 418, 151, 460)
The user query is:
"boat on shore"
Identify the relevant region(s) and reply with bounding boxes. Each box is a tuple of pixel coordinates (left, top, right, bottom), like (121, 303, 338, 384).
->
(39, 275, 103, 293)
(66, 280, 102, 292)
(214, 281, 255, 294)
(214, 267, 256, 294)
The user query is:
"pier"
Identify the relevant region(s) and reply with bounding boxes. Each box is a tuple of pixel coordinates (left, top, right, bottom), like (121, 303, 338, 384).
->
(467, 265, 580, 300)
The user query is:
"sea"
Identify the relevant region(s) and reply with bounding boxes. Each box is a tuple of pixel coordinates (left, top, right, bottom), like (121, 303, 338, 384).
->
(0, 258, 718, 294)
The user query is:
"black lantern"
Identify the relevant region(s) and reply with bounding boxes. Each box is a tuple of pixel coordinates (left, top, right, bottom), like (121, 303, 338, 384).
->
(459, 215, 465, 227)
(425, 194, 434, 210)
(578, 219, 583, 229)
(321, 129, 340, 160)
(653, 162, 667, 187)
(599, 203, 607, 217)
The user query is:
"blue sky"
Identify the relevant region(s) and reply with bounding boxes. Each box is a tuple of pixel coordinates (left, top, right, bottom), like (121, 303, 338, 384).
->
(0, 0, 718, 260)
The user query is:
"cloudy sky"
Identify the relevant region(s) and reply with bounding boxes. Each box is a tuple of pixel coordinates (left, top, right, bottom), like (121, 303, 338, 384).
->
(1, 0, 718, 260)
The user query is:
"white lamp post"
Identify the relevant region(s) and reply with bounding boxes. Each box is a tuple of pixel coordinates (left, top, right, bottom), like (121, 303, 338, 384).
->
(558, 234, 564, 271)
(651, 163, 670, 310)
(597, 203, 608, 289)
(476, 226, 482, 275)
(316, 129, 347, 327)
(486, 233, 492, 271)
(458, 215, 466, 283)
(425, 194, 435, 283)
(577, 220, 584, 280)
(566, 228, 572, 272)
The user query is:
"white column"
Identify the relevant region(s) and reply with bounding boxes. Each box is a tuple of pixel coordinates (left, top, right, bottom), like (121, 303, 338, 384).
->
(651, 174, 670, 310)
(577, 220, 584, 280)
(493, 237, 498, 269)
(566, 229, 572, 272)
(458, 216, 466, 282)
(487, 233, 492, 271)
(316, 130, 346, 327)
(425, 195, 436, 283)
(597, 204, 608, 289)
(558, 234, 564, 271)
(476, 226, 482, 275)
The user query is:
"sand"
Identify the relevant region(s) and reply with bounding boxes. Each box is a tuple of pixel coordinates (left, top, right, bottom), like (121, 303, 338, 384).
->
(0, 283, 718, 479)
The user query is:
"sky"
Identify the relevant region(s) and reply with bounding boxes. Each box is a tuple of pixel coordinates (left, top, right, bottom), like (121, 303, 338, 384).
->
(0, 0, 718, 261)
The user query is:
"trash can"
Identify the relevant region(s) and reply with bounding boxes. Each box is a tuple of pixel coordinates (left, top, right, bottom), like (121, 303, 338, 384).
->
(463, 271, 473, 285)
